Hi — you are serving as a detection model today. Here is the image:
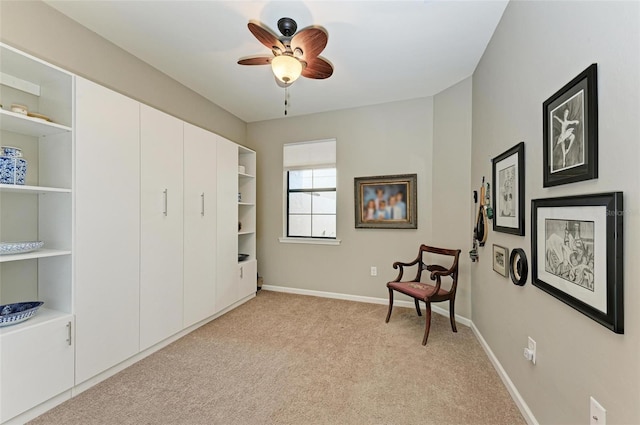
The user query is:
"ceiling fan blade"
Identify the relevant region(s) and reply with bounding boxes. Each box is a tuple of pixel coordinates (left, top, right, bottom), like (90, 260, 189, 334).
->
(248, 22, 285, 53)
(291, 27, 328, 61)
(238, 56, 273, 66)
(302, 56, 333, 79)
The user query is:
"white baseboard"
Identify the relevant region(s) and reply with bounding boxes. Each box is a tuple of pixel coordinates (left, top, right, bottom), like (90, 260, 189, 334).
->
(261, 284, 536, 425)
(471, 322, 538, 425)
(261, 284, 472, 327)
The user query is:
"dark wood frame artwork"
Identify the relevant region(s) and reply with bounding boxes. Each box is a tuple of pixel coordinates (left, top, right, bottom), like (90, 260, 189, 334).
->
(354, 174, 417, 229)
(543, 64, 598, 187)
(492, 244, 508, 277)
(492, 142, 525, 235)
(531, 192, 623, 333)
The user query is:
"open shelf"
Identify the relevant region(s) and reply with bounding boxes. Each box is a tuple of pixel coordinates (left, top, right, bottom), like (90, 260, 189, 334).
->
(0, 183, 72, 194)
(0, 109, 72, 137)
(0, 307, 72, 336)
(0, 249, 71, 263)
(238, 172, 255, 179)
(238, 202, 255, 206)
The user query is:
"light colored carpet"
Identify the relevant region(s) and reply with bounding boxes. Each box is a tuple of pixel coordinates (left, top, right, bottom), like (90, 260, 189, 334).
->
(30, 290, 525, 425)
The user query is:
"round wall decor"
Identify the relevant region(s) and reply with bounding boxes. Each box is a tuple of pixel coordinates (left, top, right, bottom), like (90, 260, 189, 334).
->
(509, 248, 528, 286)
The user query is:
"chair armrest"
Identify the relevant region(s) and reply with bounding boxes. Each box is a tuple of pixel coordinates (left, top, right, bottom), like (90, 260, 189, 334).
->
(391, 258, 421, 282)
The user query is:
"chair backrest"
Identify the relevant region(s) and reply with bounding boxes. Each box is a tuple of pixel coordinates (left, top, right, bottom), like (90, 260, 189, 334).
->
(418, 245, 461, 293)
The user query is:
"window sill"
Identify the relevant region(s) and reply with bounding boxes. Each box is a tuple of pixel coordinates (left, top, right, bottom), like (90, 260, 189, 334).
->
(279, 237, 341, 246)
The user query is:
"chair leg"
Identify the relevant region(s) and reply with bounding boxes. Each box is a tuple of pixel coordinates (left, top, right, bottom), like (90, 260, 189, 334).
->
(422, 301, 432, 346)
(414, 298, 422, 316)
(449, 299, 457, 333)
(385, 288, 394, 323)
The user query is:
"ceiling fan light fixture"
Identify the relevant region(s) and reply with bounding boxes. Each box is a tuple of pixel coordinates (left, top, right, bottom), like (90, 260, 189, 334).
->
(271, 55, 302, 84)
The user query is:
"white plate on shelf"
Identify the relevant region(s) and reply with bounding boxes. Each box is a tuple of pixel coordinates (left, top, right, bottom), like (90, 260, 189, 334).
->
(0, 241, 44, 255)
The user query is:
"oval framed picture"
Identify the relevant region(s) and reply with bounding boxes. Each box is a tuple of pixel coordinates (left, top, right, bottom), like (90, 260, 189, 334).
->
(509, 248, 528, 286)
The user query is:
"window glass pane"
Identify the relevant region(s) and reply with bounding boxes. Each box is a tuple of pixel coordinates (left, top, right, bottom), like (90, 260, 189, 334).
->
(313, 168, 336, 188)
(312, 215, 336, 238)
(289, 170, 313, 189)
(289, 215, 311, 237)
(312, 191, 336, 214)
(289, 192, 312, 213)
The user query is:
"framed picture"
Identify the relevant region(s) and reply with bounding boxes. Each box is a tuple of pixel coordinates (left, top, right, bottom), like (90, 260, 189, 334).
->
(492, 142, 525, 235)
(531, 192, 623, 333)
(492, 245, 508, 277)
(543, 64, 598, 187)
(354, 174, 417, 229)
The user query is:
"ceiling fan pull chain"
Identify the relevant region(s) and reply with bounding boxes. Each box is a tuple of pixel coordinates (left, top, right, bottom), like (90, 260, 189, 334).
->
(284, 86, 289, 116)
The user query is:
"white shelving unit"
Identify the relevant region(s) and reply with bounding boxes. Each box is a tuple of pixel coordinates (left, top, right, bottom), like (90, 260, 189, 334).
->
(0, 42, 74, 423)
(238, 146, 256, 264)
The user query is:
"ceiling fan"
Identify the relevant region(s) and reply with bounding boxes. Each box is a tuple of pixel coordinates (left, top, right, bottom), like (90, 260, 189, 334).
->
(238, 17, 334, 87)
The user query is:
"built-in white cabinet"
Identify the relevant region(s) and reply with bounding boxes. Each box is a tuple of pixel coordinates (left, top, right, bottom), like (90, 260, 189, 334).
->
(0, 314, 74, 423)
(140, 105, 184, 350)
(216, 137, 240, 312)
(0, 43, 74, 423)
(1, 44, 257, 424)
(74, 77, 141, 384)
(183, 123, 217, 327)
(216, 139, 257, 312)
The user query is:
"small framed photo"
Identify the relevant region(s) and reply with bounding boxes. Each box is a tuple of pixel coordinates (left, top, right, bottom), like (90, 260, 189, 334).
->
(492, 245, 508, 277)
(492, 142, 525, 235)
(354, 174, 417, 229)
(543, 64, 598, 187)
(532, 192, 623, 333)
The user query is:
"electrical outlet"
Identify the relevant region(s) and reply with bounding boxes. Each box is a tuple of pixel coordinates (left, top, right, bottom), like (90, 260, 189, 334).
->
(370, 266, 377, 276)
(590, 397, 606, 425)
(528, 337, 536, 364)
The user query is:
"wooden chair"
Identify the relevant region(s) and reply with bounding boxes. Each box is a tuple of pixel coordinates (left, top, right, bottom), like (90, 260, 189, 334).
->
(385, 245, 461, 345)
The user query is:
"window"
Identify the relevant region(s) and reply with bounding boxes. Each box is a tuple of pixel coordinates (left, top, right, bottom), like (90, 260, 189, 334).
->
(281, 139, 339, 244)
(287, 168, 336, 238)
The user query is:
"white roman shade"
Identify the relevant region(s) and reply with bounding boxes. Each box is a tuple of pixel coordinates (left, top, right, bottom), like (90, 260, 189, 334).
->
(283, 139, 336, 169)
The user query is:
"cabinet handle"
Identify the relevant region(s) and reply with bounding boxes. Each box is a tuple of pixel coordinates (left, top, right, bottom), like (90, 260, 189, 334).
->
(240, 266, 243, 279)
(201, 192, 205, 216)
(66, 321, 72, 346)
(163, 189, 168, 216)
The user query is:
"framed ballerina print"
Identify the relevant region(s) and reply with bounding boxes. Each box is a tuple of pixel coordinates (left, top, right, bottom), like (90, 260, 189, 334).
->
(543, 64, 598, 187)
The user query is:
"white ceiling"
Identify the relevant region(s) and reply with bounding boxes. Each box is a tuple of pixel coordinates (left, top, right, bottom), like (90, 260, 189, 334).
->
(45, 1, 509, 123)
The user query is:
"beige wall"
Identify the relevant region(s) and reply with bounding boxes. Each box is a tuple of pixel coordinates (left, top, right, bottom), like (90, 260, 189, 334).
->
(0, 0, 246, 143)
(472, 1, 640, 424)
(246, 91, 474, 319)
(246, 98, 438, 304)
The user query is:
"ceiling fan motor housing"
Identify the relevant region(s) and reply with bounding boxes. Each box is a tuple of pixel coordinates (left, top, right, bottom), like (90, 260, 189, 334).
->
(277, 17, 297, 37)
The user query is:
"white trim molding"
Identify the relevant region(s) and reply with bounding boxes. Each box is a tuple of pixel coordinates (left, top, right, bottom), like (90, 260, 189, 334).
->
(261, 284, 471, 327)
(471, 323, 539, 425)
(261, 285, 537, 424)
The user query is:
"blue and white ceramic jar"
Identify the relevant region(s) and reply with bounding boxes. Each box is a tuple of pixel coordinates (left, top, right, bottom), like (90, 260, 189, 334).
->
(0, 146, 22, 157)
(0, 156, 27, 185)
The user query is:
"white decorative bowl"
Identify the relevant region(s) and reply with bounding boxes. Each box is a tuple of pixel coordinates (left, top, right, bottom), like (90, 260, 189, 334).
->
(0, 241, 44, 255)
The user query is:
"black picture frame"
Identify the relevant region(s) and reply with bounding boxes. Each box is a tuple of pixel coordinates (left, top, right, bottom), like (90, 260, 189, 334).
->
(492, 142, 525, 235)
(543, 64, 598, 187)
(354, 174, 417, 229)
(531, 192, 623, 333)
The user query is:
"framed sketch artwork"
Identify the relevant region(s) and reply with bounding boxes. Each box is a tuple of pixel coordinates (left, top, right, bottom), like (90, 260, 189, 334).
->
(492, 245, 508, 277)
(354, 174, 417, 229)
(543, 64, 598, 187)
(531, 192, 623, 333)
(492, 142, 525, 235)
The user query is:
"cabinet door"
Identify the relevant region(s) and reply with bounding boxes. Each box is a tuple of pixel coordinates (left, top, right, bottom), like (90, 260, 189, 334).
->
(238, 259, 257, 301)
(215, 137, 238, 312)
(1, 316, 74, 422)
(183, 123, 217, 327)
(74, 77, 141, 384)
(140, 105, 184, 350)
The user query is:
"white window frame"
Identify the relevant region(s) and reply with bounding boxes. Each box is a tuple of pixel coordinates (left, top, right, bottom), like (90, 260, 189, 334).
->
(279, 139, 341, 245)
